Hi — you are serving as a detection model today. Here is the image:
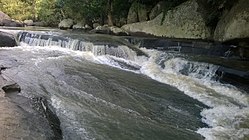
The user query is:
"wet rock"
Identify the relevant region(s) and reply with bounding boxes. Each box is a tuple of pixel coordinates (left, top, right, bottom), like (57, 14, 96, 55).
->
(0, 95, 59, 140)
(0, 69, 62, 139)
(58, 19, 74, 29)
(214, 0, 249, 41)
(0, 31, 17, 47)
(2, 83, 21, 94)
(122, 0, 211, 39)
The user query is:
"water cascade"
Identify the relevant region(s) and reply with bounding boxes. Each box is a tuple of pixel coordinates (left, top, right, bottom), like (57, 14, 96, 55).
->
(0, 29, 248, 140)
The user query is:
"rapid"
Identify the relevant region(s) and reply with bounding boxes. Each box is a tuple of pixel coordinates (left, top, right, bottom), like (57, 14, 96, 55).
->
(0, 28, 248, 140)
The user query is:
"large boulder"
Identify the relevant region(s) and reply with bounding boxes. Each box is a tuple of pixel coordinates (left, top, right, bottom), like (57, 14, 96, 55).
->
(73, 21, 85, 30)
(122, 0, 211, 39)
(0, 11, 11, 26)
(214, 0, 249, 41)
(0, 12, 23, 27)
(58, 19, 74, 29)
(149, 1, 166, 20)
(0, 31, 17, 47)
(24, 20, 34, 26)
(3, 19, 23, 27)
(127, 2, 149, 24)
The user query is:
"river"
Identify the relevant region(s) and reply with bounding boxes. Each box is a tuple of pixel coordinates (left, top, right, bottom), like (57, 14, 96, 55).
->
(0, 28, 248, 140)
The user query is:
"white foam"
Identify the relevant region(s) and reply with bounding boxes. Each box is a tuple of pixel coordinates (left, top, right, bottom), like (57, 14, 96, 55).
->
(139, 48, 249, 140)
(15, 42, 249, 140)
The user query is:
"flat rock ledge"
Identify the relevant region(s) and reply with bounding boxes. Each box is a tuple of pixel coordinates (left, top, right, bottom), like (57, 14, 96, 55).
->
(0, 66, 62, 140)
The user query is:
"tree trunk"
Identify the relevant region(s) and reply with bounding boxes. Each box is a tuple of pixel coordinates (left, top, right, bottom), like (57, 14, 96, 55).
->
(107, 0, 113, 26)
(32, 0, 36, 20)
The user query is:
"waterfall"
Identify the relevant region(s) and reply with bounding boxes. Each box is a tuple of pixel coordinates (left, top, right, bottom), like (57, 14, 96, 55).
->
(17, 31, 137, 60)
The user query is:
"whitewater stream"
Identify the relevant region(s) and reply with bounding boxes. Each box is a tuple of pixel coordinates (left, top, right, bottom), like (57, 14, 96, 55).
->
(0, 28, 249, 140)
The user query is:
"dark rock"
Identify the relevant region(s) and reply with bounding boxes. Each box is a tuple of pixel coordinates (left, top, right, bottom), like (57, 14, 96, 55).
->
(2, 83, 21, 94)
(0, 31, 17, 47)
(216, 66, 249, 93)
(32, 97, 62, 140)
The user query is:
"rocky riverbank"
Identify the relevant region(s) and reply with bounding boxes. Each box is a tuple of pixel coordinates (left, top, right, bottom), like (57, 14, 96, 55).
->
(0, 33, 62, 139)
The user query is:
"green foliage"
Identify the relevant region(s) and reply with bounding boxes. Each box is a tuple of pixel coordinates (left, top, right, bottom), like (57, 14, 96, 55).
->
(0, 0, 188, 26)
(0, 0, 34, 20)
(36, 0, 62, 26)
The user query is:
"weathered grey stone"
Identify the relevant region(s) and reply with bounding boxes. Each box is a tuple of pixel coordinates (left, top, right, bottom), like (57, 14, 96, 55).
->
(109, 26, 129, 36)
(1, 18, 23, 27)
(73, 22, 85, 29)
(0, 11, 11, 26)
(24, 19, 34, 26)
(149, 1, 165, 20)
(0, 31, 17, 47)
(214, 0, 249, 41)
(58, 19, 74, 29)
(122, 0, 211, 39)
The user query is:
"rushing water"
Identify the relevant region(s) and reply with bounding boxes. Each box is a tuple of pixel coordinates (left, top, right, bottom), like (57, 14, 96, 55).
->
(0, 29, 249, 140)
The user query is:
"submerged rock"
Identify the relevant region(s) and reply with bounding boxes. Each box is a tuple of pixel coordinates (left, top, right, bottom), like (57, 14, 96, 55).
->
(0, 31, 17, 47)
(214, 0, 249, 41)
(122, 0, 211, 39)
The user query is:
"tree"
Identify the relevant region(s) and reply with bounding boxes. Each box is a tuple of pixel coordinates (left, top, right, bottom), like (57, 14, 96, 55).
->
(107, 0, 113, 26)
